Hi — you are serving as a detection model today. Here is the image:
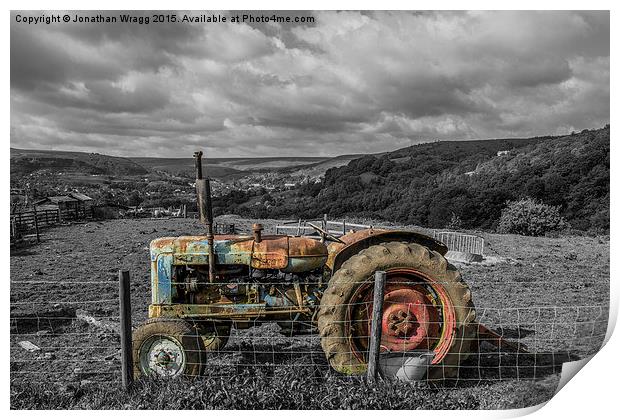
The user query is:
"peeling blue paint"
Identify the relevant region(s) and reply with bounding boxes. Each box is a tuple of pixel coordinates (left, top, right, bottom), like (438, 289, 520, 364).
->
(154, 254, 173, 304)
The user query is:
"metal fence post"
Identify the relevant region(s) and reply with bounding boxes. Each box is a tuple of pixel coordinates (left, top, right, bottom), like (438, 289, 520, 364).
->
(367, 270, 386, 382)
(119, 270, 133, 389)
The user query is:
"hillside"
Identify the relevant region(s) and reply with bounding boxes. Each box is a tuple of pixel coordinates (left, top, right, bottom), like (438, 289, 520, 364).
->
(129, 157, 243, 178)
(10, 148, 149, 176)
(225, 127, 609, 232)
(10, 149, 359, 180)
(130, 155, 362, 179)
(9, 148, 362, 211)
(11, 128, 609, 232)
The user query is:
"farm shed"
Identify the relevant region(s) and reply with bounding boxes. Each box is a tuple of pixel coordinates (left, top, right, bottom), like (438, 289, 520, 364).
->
(34, 203, 60, 212)
(34, 193, 93, 220)
(35, 195, 79, 212)
(68, 192, 94, 213)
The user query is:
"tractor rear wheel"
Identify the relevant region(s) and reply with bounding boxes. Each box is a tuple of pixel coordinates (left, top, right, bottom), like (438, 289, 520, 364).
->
(317, 242, 477, 379)
(132, 319, 206, 379)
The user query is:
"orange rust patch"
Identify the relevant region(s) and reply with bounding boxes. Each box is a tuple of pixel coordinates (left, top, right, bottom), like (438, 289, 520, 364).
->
(251, 236, 289, 269)
(289, 237, 328, 258)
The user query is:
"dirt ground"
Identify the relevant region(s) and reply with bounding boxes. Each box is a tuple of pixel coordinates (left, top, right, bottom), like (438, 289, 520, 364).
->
(10, 216, 610, 408)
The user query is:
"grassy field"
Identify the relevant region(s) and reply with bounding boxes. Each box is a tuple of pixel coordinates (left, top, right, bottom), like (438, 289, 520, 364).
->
(9, 217, 609, 409)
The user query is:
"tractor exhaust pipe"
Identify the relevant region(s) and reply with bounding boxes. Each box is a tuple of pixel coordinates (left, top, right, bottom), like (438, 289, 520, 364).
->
(194, 151, 216, 283)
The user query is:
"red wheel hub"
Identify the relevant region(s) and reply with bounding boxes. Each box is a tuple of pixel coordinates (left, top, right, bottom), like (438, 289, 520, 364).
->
(378, 287, 439, 351)
(347, 268, 457, 365)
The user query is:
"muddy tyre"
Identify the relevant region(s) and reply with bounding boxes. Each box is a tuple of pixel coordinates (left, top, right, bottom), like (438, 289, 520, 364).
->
(317, 242, 477, 379)
(133, 319, 206, 379)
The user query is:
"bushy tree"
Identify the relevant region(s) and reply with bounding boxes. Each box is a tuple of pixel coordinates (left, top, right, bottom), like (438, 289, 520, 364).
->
(446, 212, 462, 230)
(127, 190, 143, 207)
(497, 198, 568, 236)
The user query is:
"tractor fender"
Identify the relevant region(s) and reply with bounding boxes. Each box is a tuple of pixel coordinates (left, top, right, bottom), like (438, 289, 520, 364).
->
(326, 229, 448, 273)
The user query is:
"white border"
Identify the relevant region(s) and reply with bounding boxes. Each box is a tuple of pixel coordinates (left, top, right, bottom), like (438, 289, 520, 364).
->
(3, 1, 616, 418)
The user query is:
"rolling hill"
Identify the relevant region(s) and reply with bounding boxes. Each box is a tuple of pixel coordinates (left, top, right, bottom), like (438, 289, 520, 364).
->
(223, 127, 609, 232)
(10, 148, 149, 176)
(130, 155, 362, 179)
(10, 147, 364, 182)
(10, 127, 609, 233)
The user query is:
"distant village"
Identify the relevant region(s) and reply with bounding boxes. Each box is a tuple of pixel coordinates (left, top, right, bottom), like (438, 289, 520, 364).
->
(10, 165, 322, 217)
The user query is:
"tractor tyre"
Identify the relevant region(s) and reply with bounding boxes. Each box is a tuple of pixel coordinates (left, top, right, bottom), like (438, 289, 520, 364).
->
(132, 319, 206, 379)
(317, 242, 477, 380)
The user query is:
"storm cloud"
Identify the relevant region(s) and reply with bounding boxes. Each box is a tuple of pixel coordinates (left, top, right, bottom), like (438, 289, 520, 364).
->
(10, 10, 610, 157)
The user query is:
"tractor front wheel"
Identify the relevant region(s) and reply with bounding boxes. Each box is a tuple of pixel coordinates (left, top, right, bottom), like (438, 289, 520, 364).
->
(132, 319, 206, 379)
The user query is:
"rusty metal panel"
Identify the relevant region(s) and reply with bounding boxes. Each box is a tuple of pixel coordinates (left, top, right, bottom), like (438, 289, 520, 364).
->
(288, 237, 328, 258)
(151, 236, 253, 265)
(250, 236, 289, 269)
(325, 229, 449, 271)
(150, 234, 328, 273)
(284, 237, 328, 272)
(326, 229, 385, 269)
(150, 237, 176, 257)
(223, 237, 255, 265)
(149, 303, 308, 319)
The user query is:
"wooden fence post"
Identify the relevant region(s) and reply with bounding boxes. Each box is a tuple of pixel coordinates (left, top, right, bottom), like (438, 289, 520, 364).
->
(57, 208, 62, 223)
(367, 270, 386, 382)
(119, 270, 134, 389)
(33, 208, 40, 243)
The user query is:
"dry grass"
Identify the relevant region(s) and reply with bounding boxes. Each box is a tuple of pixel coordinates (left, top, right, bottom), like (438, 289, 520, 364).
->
(10, 217, 609, 409)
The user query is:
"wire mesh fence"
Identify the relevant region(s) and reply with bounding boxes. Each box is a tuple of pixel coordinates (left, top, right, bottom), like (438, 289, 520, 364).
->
(10, 276, 608, 390)
(10, 279, 123, 388)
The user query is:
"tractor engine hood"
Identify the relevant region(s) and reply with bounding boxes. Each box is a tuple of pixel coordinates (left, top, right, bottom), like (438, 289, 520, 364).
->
(150, 234, 328, 273)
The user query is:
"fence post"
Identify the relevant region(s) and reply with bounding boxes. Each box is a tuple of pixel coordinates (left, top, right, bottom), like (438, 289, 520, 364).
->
(367, 270, 386, 382)
(57, 208, 62, 223)
(119, 270, 133, 389)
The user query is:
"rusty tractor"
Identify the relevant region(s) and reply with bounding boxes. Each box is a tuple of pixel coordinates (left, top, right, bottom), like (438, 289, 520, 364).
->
(133, 151, 514, 379)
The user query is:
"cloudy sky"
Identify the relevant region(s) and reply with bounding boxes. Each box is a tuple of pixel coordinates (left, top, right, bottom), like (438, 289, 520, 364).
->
(10, 10, 609, 157)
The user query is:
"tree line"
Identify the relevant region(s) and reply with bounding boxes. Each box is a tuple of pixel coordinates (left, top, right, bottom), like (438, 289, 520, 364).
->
(215, 126, 609, 233)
